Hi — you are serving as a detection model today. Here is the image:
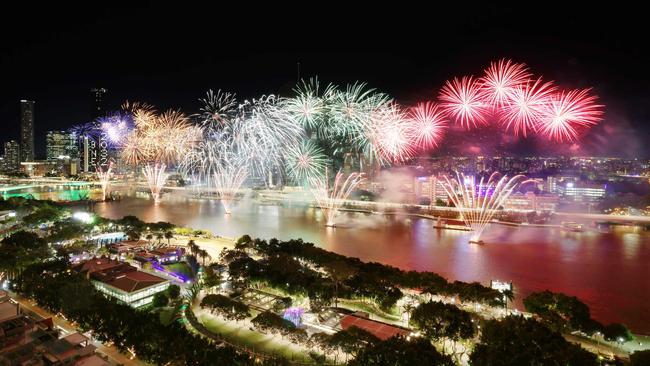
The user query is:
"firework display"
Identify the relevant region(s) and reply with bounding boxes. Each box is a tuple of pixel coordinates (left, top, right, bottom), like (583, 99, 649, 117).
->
(143, 163, 169, 204)
(87, 59, 602, 216)
(438, 58, 603, 141)
(441, 172, 530, 243)
(310, 169, 366, 227)
(120, 105, 198, 203)
(284, 140, 328, 185)
(96, 162, 113, 201)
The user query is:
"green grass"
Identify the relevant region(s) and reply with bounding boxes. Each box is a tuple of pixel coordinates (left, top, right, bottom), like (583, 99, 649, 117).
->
(196, 311, 312, 362)
(163, 262, 195, 279)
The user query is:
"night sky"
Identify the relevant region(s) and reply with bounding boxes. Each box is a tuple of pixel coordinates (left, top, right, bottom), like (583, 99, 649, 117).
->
(1, 3, 648, 158)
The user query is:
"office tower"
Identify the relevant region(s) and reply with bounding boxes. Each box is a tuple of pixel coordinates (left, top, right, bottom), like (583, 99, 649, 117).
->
(46, 131, 78, 161)
(87, 88, 109, 172)
(91, 88, 108, 119)
(3, 140, 21, 171)
(20, 100, 35, 162)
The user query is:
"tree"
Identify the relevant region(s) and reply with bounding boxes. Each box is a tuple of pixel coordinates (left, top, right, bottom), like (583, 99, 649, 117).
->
(22, 206, 65, 226)
(328, 326, 379, 358)
(603, 323, 634, 343)
(470, 316, 598, 366)
(167, 284, 181, 300)
(198, 249, 211, 266)
(524, 291, 596, 333)
(146, 233, 154, 241)
(323, 260, 357, 308)
(126, 229, 141, 241)
(164, 231, 174, 246)
(631, 350, 650, 366)
(410, 301, 475, 352)
(349, 336, 454, 366)
(187, 239, 199, 256)
(200, 294, 250, 321)
(0, 231, 51, 279)
(202, 265, 221, 291)
(156, 232, 164, 244)
(152, 292, 169, 307)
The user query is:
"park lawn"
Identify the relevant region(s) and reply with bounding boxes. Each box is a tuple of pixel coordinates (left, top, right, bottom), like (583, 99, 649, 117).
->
(196, 311, 312, 362)
(163, 262, 195, 279)
(337, 298, 402, 324)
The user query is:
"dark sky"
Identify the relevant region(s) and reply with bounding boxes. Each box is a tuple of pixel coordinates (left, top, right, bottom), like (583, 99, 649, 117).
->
(1, 2, 649, 158)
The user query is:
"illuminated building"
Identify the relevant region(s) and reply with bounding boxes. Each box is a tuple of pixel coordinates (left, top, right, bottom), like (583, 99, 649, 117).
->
(73, 257, 169, 308)
(20, 100, 35, 162)
(557, 181, 606, 201)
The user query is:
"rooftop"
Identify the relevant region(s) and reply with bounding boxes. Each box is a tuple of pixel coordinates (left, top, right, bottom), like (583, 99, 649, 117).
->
(340, 314, 410, 341)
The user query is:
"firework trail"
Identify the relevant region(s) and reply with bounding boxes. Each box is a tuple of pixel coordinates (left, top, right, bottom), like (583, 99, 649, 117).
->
(439, 76, 490, 129)
(406, 102, 447, 150)
(96, 162, 113, 201)
(365, 103, 416, 164)
(283, 77, 336, 131)
(98, 112, 133, 147)
(143, 163, 169, 204)
(480, 59, 531, 108)
(538, 88, 604, 142)
(500, 78, 556, 137)
(310, 169, 365, 227)
(199, 89, 238, 129)
(441, 172, 529, 243)
(212, 160, 248, 214)
(121, 105, 199, 203)
(284, 140, 328, 185)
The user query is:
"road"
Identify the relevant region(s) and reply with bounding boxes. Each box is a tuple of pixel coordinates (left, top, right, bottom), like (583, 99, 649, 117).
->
(9, 292, 149, 366)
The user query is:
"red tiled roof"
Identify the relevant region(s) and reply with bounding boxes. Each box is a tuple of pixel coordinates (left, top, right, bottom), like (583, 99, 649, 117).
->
(102, 270, 167, 293)
(340, 315, 410, 340)
(72, 257, 121, 274)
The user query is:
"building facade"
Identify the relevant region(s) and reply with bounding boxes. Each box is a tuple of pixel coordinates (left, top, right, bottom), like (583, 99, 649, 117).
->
(46, 130, 78, 161)
(74, 257, 170, 308)
(2, 140, 20, 172)
(557, 181, 606, 202)
(20, 100, 35, 162)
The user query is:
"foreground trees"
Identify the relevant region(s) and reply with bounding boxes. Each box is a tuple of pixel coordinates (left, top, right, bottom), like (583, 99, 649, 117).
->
(200, 294, 250, 321)
(410, 301, 476, 352)
(349, 336, 455, 366)
(16, 262, 253, 365)
(0, 230, 50, 279)
(524, 290, 634, 343)
(470, 316, 598, 366)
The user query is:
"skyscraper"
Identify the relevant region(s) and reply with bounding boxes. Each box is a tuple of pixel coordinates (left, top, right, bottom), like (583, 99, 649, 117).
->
(91, 88, 108, 119)
(20, 100, 35, 162)
(46, 131, 78, 161)
(2, 140, 21, 171)
(87, 88, 109, 172)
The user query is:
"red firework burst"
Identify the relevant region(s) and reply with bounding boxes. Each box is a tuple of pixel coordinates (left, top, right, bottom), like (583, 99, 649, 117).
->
(439, 76, 490, 129)
(538, 88, 604, 142)
(500, 78, 557, 137)
(407, 102, 447, 150)
(480, 58, 532, 108)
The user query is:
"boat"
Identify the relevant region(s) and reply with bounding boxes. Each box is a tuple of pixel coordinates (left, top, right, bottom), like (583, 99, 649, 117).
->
(561, 222, 584, 232)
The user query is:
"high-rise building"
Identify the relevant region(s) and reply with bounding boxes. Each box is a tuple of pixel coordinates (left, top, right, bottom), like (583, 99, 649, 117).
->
(2, 140, 21, 171)
(90, 88, 108, 119)
(46, 131, 78, 161)
(20, 100, 35, 162)
(87, 88, 109, 172)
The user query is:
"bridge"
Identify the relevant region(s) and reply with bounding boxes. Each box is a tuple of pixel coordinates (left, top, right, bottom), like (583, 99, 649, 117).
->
(0, 178, 95, 194)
